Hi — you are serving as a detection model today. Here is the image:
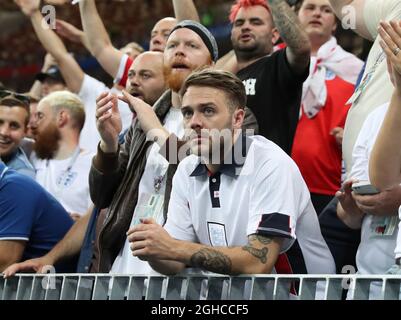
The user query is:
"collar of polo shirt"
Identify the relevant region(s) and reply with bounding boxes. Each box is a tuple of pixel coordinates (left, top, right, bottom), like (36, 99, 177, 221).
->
(190, 134, 253, 177)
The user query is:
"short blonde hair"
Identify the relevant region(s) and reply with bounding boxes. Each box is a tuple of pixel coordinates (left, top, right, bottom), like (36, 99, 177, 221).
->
(40, 91, 86, 132)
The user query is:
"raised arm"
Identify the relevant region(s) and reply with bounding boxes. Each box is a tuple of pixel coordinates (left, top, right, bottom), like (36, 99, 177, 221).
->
(173, 0, 200, 22)
(369, 21, 401, 189)
(15, 0, 84, 93)
(128, 219, 282, 276)
(268, 0, 311, 75)
(328, 0, 370, 39)
(79, 0, 124, 78)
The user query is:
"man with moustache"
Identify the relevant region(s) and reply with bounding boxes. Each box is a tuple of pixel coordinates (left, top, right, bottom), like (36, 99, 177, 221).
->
(30, 91, 94, 221)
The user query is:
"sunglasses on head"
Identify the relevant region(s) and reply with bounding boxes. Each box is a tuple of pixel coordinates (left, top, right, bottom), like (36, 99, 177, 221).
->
(0, 89, 30, 107)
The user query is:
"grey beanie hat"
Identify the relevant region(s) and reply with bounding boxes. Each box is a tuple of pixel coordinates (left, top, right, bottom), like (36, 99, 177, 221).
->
(170, 20, 219, 62)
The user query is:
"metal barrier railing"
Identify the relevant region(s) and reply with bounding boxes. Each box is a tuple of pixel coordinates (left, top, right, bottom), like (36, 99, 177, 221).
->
(1, 274, 401, 300)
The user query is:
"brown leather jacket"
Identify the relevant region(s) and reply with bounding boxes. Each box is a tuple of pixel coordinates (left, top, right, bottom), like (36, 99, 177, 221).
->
(89, 90, 258, 272)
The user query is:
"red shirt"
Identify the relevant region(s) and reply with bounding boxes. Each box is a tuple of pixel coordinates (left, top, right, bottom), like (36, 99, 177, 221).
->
(291, 75, 354, 195)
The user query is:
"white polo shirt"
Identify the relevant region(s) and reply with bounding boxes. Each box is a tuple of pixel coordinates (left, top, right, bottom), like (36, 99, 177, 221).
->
(165, 135, 335, 275)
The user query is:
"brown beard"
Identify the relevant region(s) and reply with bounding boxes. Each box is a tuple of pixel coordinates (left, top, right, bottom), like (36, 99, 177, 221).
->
(33, 123, 61, 160)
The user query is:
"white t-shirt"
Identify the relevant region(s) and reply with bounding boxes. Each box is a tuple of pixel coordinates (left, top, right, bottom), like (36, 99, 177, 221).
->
(31, 148, 94, 216)
(348, 102, 400, 299)
(343, 0, 401, 176)
(165, 135, 335, 275)
(110, 107, 184, 275)
(78, 74, 133, 152)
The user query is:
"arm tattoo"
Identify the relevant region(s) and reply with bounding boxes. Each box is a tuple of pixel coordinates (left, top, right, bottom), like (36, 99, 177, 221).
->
(190, 248, 232, 274)
(242, 246, 268, 263)
(241, 234, 273, 264)
(249, 234, 272, 245)
(267, 0, 310, 55)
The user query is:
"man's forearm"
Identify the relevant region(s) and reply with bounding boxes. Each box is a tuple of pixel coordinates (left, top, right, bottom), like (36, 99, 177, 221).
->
(148, 259, 186, 275)
(148, 242, 236, 275)
(30, 11, 69, 60)
(79, 0, 111, 57)
(30, 10, 84, 93)
(268, 0, 310, 73)
(46, 210, 92, 264)
(173, 0, 200, 22)
(89, 146, 126, 209)
(370, 91, 401, 189)
(79, 0, 123, 78)
(166, 238, 278, 275)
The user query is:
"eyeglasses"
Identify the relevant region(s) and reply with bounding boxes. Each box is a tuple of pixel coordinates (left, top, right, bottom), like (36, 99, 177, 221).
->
(0, 89, 30, 107)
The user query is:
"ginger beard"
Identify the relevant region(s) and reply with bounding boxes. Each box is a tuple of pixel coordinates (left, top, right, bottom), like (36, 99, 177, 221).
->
(163, 64, 192, 93)
(33, 121, 61, 160)
(163, 57, 212, 93)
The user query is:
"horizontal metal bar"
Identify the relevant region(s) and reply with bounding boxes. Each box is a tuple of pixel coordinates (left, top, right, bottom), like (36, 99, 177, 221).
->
(0, 273, 400, 300)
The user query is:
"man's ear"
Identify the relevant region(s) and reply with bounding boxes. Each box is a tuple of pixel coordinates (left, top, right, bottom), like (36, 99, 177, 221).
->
(271, 27, 281, 45)
(57, 110, 69, 128)
(233, 108, 245, 129)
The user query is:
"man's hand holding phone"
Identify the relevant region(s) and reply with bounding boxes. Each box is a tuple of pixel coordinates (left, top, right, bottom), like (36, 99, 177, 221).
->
(351, 181, 380, 195)
(350, 181, 401, 216)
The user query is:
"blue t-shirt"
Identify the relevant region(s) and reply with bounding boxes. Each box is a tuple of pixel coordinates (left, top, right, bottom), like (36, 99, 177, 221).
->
(4, 147, 35, 179)
(0, 163, 74, 269)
